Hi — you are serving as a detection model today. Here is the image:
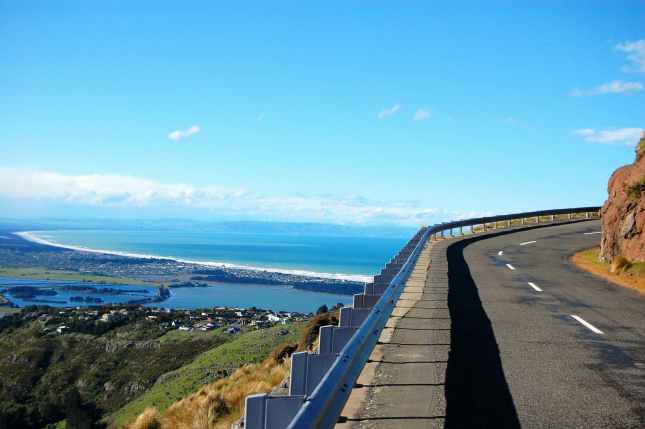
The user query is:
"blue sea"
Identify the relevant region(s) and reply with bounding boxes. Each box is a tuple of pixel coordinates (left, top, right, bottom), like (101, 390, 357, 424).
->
(9, 223, 413, 312)
(23, 225, 410, 279)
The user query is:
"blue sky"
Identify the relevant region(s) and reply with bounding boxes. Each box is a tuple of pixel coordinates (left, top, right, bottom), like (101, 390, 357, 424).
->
(1, 1, 644, 225)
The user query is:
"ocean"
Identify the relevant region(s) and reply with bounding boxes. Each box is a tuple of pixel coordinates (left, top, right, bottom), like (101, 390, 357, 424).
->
(22, 226, 410, 281)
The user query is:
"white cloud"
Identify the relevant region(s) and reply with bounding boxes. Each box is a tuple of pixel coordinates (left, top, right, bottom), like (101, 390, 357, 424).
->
(569, 80, 642, 96)
(377, 104, 400, 119)
(0, 168, 471, 226)
(616, 39, 645, 73)
(413, 108, 431, 121)
(168, 125, 201, 141)
(573, 128, 644, 146)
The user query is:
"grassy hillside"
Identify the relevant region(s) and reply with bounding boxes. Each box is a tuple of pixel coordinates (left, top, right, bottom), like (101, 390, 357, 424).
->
(120, 313, 338, 429)
(110, 323, 303, 428)
(0, 306, 302, 429)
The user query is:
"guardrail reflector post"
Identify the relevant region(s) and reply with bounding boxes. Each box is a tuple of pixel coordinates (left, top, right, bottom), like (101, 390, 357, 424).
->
(585, 212, 589, 219)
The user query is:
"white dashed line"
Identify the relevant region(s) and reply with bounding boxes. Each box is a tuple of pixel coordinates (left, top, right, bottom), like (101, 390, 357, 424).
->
(528, 282, 542, 292)
(519, 240, 537, 246)
(584, 231, 601, 235)
(506, 263, 516, 271)
(570, 315, 604, 334)
(498, 250, 504, 256)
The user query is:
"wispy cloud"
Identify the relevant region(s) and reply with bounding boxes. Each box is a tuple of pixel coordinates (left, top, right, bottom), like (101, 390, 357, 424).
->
(569, 80, 642, 96)
(168, 125, 201, 141)
(377, 104, 400, 119)
(573, 128, 644, 146)
(616, 39, 645, 73)
(413, 108, 431, 121)
(0, 168, 472, 226)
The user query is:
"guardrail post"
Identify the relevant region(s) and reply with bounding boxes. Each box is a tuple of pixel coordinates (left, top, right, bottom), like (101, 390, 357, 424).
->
(585, 212, 589, 219)
(521, 217, 525, 225)
(551, 214, 555, 222)
(245, 394, 267, 429)
(506, 220, 510, 228)
(568, 213, 572, 220)
(536, 216, 540, 224)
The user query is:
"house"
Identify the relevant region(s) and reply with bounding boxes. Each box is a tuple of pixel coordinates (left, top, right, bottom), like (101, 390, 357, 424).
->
(267, 314, 281, 323)
(100, 313, 114, 322)
(227, 326, 240, 334)
(178, 326, 191, 331)
(56, 326, 68, 334)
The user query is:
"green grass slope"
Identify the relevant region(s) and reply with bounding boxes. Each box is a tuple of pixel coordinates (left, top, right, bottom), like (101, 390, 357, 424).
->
(109, 322, 303, 428)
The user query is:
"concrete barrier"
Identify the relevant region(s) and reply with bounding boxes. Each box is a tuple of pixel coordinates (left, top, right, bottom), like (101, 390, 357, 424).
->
(244, 227, 427, 429)
(245, 394, 305, 429)
(289, 352, 337, 396)
(318, 325, 357, 354)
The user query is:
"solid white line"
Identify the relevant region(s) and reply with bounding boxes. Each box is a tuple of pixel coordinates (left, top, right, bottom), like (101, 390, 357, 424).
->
(506, 263, 516, 271)
(570, 315, 604, 334)
(498, 250, 504, 256)
(528, 282, 542, 292)
(584, 231, 602, 235)
(519, 240, 537, 246)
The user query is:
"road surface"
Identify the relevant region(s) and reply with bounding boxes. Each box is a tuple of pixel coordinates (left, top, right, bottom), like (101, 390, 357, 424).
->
(446, 220, 645, 428)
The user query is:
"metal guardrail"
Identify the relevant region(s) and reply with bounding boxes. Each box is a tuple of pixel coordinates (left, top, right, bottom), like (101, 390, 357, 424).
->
(245, 206, 601, 429)
(285, 227, 430, 429)
(427, 206, 601, 239)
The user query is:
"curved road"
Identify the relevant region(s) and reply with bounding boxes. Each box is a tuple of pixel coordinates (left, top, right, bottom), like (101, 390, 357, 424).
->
(446, 220, 645, 428)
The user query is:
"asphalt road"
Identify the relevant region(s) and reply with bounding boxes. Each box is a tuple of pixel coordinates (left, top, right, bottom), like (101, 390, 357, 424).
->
(445, 220, 645, 429)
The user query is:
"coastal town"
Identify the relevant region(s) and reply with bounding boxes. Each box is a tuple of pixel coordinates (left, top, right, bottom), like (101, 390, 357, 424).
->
(1, 303, 314, 336)
(0, 231, 365, 299)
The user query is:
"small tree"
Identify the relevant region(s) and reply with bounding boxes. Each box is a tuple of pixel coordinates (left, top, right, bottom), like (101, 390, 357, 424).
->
(315, 304, 328, 315)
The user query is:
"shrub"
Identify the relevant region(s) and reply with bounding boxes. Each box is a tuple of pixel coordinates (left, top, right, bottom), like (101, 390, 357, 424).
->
(269, 342, 298, 363)
(637, 132, 645, 156)
(626, 177, 645, 199)
(297, 312, 338, 352)
(611, 256, 632, 273)
(126, 407, 160, 429)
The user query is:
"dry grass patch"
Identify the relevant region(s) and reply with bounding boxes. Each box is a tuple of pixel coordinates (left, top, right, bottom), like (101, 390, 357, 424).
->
(571, 247, 645, 295)
(124, 345, 293, 429)
(128, 408, 161, 429)
(122, 313, 338, 429)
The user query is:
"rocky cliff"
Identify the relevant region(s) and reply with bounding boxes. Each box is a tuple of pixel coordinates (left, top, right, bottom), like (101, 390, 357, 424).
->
(600, 132, 645, 262)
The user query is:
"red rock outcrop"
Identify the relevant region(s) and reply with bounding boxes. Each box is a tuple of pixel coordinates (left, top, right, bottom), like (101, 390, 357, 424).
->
(600, 132, 645, 262)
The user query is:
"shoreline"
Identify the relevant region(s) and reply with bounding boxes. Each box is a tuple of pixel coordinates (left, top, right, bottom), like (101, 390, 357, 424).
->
(16, 230, 373, 284)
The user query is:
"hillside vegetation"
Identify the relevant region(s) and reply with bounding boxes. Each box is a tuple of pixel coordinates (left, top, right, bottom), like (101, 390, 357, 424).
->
(122, 312, 338, 429)
(0, 306, 305, 429)
(111, 324, 303, 428)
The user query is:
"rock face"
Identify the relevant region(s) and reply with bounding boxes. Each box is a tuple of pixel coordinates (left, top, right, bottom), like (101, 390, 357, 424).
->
(600, 132, 645, 262)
